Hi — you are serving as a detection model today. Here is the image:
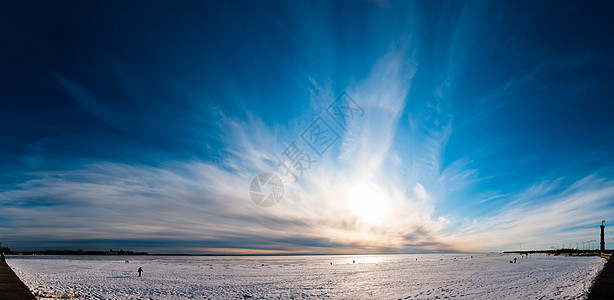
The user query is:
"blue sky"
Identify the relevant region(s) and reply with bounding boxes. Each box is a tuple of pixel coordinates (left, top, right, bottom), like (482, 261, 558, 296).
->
(1, 0, 614, 253)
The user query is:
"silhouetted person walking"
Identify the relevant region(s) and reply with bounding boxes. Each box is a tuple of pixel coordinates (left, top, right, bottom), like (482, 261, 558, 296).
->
(137, 267, 143, 277)
(514, 258, 517, 263)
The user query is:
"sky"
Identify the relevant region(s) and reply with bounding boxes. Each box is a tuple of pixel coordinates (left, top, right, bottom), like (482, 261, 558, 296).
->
(1, 0, 614, 254)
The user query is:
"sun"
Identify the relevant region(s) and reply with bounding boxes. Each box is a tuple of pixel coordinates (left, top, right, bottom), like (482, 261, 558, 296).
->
(346, 184, 386, 223)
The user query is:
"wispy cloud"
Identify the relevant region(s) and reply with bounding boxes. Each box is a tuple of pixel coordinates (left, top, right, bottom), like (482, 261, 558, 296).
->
(3, 1, 613, 255)
(1, 45, 460, 253)
(444, 175, 614, 251)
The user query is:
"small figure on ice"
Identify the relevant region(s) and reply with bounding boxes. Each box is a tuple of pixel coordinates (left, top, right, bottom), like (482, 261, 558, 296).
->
(138, 267, 143, 277)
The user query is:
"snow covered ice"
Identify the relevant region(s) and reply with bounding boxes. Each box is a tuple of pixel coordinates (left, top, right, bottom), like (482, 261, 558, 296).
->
(8, 253, 606, 299)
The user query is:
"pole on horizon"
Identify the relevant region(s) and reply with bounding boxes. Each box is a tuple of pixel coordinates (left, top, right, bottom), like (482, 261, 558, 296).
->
(600, 220, 606, 252)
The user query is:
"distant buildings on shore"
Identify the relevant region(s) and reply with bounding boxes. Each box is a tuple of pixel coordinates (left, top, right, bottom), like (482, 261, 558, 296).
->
(0, 243, 148, 255)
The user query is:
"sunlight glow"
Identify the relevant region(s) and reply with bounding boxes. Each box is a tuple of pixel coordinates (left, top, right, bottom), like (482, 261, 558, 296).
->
(346, 183, 387, 223)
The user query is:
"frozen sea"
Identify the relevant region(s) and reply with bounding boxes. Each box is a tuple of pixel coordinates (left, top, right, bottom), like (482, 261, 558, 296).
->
(7, 253, 606, 299)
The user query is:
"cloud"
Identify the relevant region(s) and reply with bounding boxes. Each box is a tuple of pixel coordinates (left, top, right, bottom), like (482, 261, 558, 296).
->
(4, 1, 613, 255)
(54, 74, 112, 125)
(0, 45, 464, 254)
(443, 175, 614, 251)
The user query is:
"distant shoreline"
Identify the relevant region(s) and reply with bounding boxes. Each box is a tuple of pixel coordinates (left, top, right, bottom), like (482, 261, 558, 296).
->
(504, 249, 612, 255)
(6, 249, 611, 256)
(4, 250, 471, 256)
(3, 249, 149, 256)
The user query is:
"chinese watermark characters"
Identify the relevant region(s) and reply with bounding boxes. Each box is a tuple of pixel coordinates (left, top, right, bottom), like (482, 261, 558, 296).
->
(249, 92, 365, 207)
